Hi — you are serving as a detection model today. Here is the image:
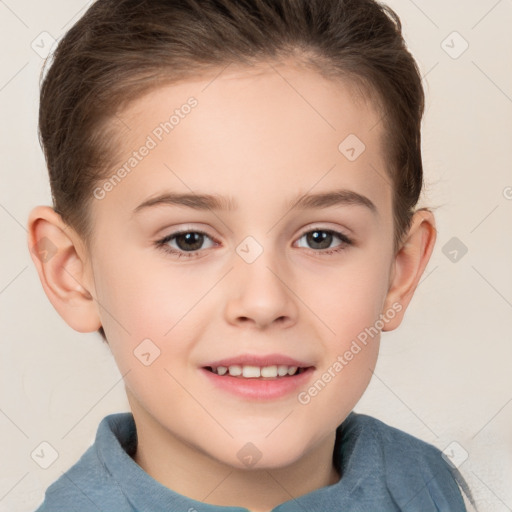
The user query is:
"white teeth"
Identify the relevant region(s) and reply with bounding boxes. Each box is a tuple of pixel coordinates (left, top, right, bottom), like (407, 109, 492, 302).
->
(260, 365, 278, 378)
(287, 366, 298, 376)
(217, 366, 228, 376)
(242, 365, 261, 378)
(210, 364, 304, 378)
(277, 365, 289, 376)
(228, 365, 242, 376)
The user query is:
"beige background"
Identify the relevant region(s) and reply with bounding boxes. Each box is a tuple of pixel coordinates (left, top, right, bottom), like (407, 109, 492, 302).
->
(1, 0, 511, 510)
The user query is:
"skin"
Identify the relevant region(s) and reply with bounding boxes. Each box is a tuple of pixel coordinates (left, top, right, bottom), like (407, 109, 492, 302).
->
(27, 60, 436, 512)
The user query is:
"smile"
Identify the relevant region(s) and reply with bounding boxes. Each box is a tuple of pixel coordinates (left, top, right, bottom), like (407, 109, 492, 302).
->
(200, 366, 315, 400)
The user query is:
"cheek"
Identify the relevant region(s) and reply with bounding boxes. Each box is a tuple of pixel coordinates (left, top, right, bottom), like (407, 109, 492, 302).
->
(305, 253, 390, 340)
(94, 244, 201, 334)
(91, 249, 189, 368)
(298, 250, 389, 408)
(298, 263, 385, 421)
(93, 256, 198, 412)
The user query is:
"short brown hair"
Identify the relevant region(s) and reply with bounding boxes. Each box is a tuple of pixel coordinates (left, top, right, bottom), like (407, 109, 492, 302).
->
(38, 0, 426, 342)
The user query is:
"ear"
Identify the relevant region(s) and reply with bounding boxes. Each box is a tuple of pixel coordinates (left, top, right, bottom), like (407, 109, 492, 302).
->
(27, 205, 102, 333)
(381, 209, 437, 331)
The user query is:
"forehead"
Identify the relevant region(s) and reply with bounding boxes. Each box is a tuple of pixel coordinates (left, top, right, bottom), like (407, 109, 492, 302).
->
(93, 61, 391, 227)
(117, 59, 384, 147)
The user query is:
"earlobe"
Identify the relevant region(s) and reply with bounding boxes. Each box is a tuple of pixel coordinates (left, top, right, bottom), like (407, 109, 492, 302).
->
(381, 209, 437, 331)
(27, 206, 102, 333)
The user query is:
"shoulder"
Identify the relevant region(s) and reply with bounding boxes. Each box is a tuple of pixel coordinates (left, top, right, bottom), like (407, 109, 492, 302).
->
(345, 411, 453, 469)
(34, 413, 134, 512)
(342, 412, 474, 510)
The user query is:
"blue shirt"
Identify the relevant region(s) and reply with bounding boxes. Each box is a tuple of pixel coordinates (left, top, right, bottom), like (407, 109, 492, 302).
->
(35, 411, 473, 511)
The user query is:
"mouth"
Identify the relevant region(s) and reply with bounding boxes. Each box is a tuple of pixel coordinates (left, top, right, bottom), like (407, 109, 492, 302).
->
(199, 354, 316, 399)
(200, 364, 316, 400)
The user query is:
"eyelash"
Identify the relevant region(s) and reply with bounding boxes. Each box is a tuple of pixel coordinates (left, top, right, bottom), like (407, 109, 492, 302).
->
(155, 228, 353, 259)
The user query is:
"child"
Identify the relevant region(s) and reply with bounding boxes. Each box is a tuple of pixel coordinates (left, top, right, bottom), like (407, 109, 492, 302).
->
(28, 0, 477, 510)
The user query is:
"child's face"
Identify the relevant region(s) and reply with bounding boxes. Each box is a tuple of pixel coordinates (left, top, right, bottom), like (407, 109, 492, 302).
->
(82, 61, 398, 468)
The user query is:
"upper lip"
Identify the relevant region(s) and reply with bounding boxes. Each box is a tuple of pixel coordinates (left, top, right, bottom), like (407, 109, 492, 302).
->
(202, 353, 315, 368)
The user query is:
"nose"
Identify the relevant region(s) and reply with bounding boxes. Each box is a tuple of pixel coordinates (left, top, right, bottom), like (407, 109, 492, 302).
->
(223, 249, 299, 330)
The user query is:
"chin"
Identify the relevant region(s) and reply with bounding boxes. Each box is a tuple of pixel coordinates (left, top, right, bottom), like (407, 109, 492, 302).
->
(206, 436, 310, 471)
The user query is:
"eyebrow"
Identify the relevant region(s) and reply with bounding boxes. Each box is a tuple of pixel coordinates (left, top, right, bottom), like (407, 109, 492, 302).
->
(132, 188, 378, 216)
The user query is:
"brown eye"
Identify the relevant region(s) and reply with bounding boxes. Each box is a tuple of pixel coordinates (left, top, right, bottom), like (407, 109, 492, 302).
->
(174, 232, 205, 251)
(305, 230, 333, 250)
(296, 228, 353, 254)
(156, 230, 217, 259)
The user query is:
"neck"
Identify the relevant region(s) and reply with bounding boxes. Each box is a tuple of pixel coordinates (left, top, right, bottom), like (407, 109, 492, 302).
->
(130, 403, 340, 511)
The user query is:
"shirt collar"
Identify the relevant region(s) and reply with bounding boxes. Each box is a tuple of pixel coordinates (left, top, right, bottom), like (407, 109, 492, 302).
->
(95, 411, 378, 512)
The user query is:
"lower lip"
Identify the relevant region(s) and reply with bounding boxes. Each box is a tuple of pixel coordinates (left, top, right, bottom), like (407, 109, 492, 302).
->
(200, 367, 315, 400)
